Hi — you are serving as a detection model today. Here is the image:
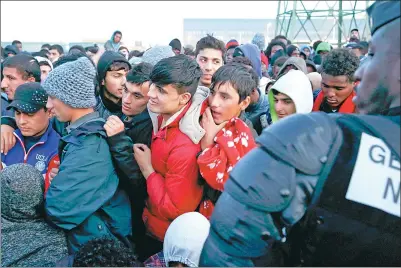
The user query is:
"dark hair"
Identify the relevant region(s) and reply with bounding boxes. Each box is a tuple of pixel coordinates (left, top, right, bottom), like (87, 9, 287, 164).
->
(108, 61, 130, 72)
(49, 44, 64, 55)
(68, 45, 85, 54)
(12, 40, 22, 46)
(72, 237, 142, 267)
(231, 56, 253, 69)
(129, 50, 143, 59)
(119, 46, 129, 52)
(39, 61, 52, 69)
(274, 35, 288, 41)
(3, 54, 41, 82)
(127, 62, 153, 84)
(114, 30, 122, 36)
(287, 40, 292, 45)
(264, 40, 286, 59)
(351, 28, 359, 33)
(211, 63, 257, 102)
(184, 47, 195, 56)
(41, 43, 51, 50)
(195, 34, 225, 58)
(150, 54, 202, 97)
(313, 40, 323, 51)
(321, 48, 359, 82)
(85, 46, 99, 54)
(286, 45, 299, 57)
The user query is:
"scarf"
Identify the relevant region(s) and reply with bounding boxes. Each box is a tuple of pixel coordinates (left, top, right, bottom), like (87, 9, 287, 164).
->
(313, 90, 356, 113)
(197, 117, 257, 219)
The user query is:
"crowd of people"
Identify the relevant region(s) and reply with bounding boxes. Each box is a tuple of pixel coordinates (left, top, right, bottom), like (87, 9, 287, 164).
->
(1, 1, 400, 267)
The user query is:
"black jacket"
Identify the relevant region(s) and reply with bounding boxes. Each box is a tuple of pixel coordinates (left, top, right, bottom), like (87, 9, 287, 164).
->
(106, 108, 153, 243)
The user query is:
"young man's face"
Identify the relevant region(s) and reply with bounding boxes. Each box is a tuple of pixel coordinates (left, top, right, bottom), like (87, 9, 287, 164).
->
(196, 48, 224, 88)
(351, 30, 359, 39)
(122, 81, 150, 117)
(208, 82, 250, 124)
(114, 33, 122, 43)
(147, 83, 191, 117)
(1, 67, 34, 100)
(103, 68, 128, 100)
(225, 48, 235, 63)
(49, 49, 61, 63)
(119, 49, 129, 58)
(290, 49, 300, 57)
(303, 48, 311, 58)
(321, 73, 354, 108)
(307, 65, 315, 74)
(40, 65, 52, 83)
(15, 43, 22, 52)
(270, 45, 283, 57)
(15, 108, 49, 137)
(273, 92, 296, 119)
(47, 96, 73, 122)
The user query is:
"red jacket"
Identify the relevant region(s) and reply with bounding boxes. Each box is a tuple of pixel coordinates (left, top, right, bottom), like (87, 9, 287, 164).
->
(143, 103, 203, 241)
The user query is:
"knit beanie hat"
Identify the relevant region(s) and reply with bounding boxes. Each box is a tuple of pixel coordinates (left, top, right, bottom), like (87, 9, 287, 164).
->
(316, 42, 331, 54)
(1, 163, 44, 221)
(225, 39, 239, 50)
(42, 57, 97, 108)
(141, 46, 175, 66)
(252, 33, 266, 51)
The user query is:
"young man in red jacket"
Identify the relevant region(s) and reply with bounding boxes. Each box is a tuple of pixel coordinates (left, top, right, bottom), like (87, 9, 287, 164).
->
(133, 55, 206, 259)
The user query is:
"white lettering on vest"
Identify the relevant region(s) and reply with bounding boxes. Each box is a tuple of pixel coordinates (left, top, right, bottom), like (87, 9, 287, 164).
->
(346, 132, 400, 217)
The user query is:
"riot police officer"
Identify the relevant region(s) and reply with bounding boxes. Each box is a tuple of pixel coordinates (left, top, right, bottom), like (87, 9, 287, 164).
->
(199, 1, 401, 266)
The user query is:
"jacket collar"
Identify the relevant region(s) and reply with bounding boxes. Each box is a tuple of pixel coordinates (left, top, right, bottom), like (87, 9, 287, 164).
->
(123, 108, 150, 128)
(66, 112, 102, 134)
(148, 86, 210, 144)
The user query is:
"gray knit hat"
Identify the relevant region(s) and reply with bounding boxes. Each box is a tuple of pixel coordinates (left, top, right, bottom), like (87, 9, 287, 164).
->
(42, 57, 97, 108)
(1, 163, 44, 220)
(252, 33, 266, 51)
(141, 46, 175, 66)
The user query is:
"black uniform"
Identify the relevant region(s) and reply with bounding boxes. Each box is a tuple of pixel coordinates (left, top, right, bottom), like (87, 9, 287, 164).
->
(199, 110, 400, 267)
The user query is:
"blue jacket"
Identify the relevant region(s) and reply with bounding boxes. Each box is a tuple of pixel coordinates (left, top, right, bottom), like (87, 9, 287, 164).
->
(45, 112, 132, 254)
(1, 92, 13, 117)
(1, 123, 60, 175)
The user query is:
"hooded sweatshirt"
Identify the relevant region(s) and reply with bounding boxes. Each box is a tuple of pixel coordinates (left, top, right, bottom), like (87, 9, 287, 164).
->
(235, 44, 270, 134)
(104, 31, 122, 52)
(163, 212, 210, 267)
(277, 56, 308, 78)
(96, 51, 131, 120)
(1, 163, 68, 267)
(268, 69, 313, 123)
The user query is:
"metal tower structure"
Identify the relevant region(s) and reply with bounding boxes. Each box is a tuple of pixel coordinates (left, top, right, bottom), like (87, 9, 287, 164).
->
(275, 1, 374, 47)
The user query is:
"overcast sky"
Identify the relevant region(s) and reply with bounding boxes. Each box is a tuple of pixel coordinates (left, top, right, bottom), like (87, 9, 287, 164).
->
(1, 1, 278, 45)
(1, 1, 372, 46)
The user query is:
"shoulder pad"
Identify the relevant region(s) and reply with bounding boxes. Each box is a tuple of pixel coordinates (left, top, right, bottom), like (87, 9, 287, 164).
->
(257, 112, 343, 175)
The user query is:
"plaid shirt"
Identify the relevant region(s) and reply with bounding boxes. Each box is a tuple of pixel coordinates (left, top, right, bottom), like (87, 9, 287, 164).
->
(144, 251, 166, 267)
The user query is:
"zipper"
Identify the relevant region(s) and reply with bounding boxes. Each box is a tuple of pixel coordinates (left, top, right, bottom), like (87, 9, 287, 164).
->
(13, 133, 45, 163)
